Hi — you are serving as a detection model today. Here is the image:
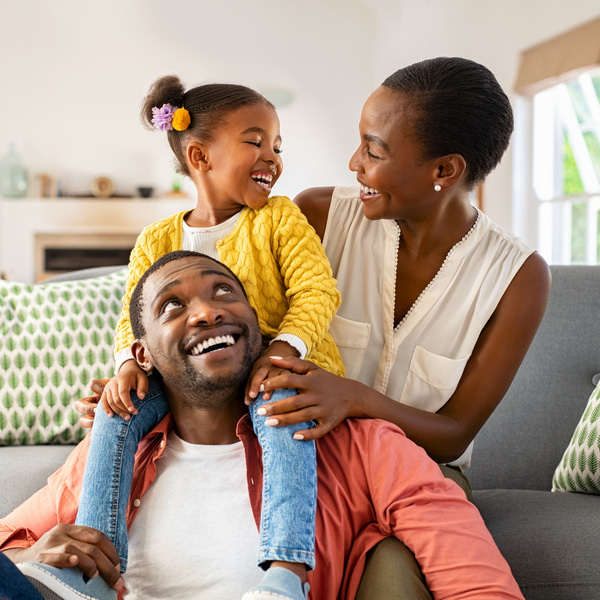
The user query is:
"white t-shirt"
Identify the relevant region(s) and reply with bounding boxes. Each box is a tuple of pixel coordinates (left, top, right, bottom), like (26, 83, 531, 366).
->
(124, 431, 263, 599)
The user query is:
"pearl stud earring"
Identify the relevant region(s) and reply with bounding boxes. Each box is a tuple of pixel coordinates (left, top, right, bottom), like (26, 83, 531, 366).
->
(434, 184, 442, 192)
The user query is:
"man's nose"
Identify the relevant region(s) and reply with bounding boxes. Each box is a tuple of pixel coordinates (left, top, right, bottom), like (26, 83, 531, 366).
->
(188, 300, 224, 325)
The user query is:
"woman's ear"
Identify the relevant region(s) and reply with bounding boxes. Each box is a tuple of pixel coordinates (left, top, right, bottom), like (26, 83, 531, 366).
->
(131, 340, 155, 372)
(186, 141, 210, 173)
(434, 154, 467, 190)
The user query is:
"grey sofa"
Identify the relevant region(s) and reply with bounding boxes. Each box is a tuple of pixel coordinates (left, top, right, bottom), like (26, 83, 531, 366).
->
(1, 265, 598, 599)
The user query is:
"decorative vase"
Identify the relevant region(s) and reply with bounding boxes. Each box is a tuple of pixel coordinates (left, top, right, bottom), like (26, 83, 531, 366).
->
(0, 143, 29, 198)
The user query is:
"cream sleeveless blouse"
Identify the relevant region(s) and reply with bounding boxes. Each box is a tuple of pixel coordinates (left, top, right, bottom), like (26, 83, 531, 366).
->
(323, 186, 533, 469)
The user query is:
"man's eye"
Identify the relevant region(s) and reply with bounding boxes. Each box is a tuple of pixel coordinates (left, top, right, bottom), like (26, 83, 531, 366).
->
(215, 284, 233, 296)
(163, 299, 182, 313)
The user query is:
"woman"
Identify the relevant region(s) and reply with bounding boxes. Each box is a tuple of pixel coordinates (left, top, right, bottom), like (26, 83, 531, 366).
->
(256, 56, 550, 598)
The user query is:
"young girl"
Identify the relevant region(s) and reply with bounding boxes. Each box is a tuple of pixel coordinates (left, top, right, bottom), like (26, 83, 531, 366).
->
(21, 76, 343, 600)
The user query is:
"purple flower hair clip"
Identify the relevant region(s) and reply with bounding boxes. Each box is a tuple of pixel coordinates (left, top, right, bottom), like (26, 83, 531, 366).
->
(151, 103, 177, 131)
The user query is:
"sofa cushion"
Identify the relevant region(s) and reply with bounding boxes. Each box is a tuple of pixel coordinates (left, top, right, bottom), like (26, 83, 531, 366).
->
(0, 269, 127, 445)
(473, 489, 600, 600)
(0, 445, 75, 518)
(552, 380, 600, 494)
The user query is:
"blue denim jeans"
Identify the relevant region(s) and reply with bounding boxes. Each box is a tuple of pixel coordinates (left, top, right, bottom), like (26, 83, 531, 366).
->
(249, 388, 316, 570)
(0, 552, 44, 600)
(76, 376, 317, 572)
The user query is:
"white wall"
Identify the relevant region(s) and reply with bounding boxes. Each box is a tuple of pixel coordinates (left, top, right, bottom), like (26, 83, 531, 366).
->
(1, 0, 600, 232)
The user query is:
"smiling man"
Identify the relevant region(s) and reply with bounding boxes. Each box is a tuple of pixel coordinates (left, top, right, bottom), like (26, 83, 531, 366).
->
(1, 251, 524, 600)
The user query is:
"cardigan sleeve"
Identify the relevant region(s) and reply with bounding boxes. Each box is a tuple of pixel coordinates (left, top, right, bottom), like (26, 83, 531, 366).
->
(113, 213, 185, 361)
(269, 198, 341, 358)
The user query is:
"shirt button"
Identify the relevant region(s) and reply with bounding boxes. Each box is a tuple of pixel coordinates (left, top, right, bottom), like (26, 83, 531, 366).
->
(133, 499, 141, 507)
(160, 440, 165, 448)
(216, 239, 223, 246)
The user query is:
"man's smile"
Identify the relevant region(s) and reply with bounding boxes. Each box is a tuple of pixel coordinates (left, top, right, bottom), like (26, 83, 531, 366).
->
(189, 334, 237, 356)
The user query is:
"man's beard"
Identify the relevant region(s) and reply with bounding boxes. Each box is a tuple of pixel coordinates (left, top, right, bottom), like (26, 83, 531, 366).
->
(171, 322, 261, 410)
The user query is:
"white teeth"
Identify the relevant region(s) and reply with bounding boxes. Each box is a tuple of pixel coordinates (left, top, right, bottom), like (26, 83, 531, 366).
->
(360, 184, 379, 195)
(252, 173, 273, 184)
(190, 334, 235, 355)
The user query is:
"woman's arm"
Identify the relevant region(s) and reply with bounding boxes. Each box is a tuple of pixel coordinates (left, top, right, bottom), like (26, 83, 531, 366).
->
(293, 186, 335, 240)
(259, 252, 551, 464)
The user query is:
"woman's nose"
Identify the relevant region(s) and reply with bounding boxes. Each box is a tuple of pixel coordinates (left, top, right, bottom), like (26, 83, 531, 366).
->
(349, 147, 362, 173)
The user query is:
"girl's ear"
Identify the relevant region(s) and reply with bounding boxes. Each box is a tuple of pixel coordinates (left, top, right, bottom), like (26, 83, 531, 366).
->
(131, 340, 155, 372)
(434, 154, 467, 191)
(186, 141, 210, 173)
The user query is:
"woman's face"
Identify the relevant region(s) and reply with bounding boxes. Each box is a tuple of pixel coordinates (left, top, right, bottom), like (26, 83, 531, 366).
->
(349, 86, 440, 221)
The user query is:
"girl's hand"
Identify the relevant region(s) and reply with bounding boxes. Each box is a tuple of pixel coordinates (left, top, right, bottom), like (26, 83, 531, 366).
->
(245, 355, 291, 406)
(100, 360, 149, 419)
(245, 340, 298, 405)
(74, 379, 107, 428)
(257, 356, 361, 440)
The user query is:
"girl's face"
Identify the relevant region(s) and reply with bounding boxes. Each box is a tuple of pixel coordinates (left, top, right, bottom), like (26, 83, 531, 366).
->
(200, 103, 283, 211)
(349, 86, 440, 221)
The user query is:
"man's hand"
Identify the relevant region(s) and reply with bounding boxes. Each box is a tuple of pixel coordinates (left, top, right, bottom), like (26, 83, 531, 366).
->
(4, 524, 123, 592)
(74, 380, 106, 428)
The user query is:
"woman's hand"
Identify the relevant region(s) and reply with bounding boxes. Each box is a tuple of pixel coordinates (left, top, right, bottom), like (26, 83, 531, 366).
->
(256, 356, 363, 440)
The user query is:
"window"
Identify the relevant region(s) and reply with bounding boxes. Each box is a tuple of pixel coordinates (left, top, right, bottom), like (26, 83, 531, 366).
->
(533, 69, 600, 264)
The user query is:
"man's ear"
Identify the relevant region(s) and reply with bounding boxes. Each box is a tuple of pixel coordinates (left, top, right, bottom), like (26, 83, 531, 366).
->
(131, 340, 155, 372)
(433, 154, 467, 191)
(186, 141, 210, 173)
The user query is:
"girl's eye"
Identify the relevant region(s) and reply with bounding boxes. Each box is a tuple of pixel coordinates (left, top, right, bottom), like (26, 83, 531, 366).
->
(248, 141, 261, 148)
(274, 147, 282, 154)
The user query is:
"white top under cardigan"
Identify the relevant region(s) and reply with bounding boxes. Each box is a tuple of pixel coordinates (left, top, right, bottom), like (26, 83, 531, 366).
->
(323, 186, 534, 469)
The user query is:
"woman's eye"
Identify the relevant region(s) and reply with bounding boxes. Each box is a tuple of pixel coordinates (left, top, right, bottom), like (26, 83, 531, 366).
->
(366, 146, 381, 160)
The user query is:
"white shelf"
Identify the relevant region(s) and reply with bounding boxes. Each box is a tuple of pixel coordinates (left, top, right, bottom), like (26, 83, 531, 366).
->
(0, 196, 193, 283)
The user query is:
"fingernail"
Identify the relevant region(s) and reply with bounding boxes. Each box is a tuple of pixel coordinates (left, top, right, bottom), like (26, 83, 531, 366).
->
(265, 418, 279, 426)
(293, 433, 305, 440)
(249, 390, 256, 398)
(270, 356, 283, 360)
(257, 407, 267, 416)
(259, 384, 265, 392)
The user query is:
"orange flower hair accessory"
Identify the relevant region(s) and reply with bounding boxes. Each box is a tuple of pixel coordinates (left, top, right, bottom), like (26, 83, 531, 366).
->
(172, 107, 191, 131)
(151, 104, 191, 132)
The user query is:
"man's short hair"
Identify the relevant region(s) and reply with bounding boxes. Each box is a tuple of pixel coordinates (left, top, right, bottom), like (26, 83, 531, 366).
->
(129, 251, 247, 339)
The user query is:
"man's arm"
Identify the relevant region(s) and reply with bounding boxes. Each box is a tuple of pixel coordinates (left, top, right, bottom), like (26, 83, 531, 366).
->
(362, 420, 524, 600)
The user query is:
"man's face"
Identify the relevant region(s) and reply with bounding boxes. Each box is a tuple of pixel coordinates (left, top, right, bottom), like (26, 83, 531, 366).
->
(135, 256, 262, 403)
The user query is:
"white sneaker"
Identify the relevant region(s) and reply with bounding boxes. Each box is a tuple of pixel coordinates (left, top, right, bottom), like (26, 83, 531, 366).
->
(242, 567, 310, 600)
(17, 562, 118, 600)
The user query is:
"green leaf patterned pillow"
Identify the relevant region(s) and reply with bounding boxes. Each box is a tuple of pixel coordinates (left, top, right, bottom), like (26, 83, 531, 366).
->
(0, 269, 127, 445)
(552, 380, 600, 494)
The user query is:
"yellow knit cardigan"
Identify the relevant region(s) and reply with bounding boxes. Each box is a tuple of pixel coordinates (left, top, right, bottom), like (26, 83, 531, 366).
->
(114, 196, 344, 375)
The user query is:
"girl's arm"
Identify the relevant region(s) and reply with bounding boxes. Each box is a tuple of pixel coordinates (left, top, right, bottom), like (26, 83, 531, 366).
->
(259, 251, 551, 464)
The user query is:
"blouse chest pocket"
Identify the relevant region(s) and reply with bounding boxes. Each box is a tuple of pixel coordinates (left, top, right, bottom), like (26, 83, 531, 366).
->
(329, 314, 371, 381)
(399, 346, 470, 413)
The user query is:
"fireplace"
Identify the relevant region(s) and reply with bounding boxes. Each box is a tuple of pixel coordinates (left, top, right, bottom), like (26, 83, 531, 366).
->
(35, 232, 137, 280)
